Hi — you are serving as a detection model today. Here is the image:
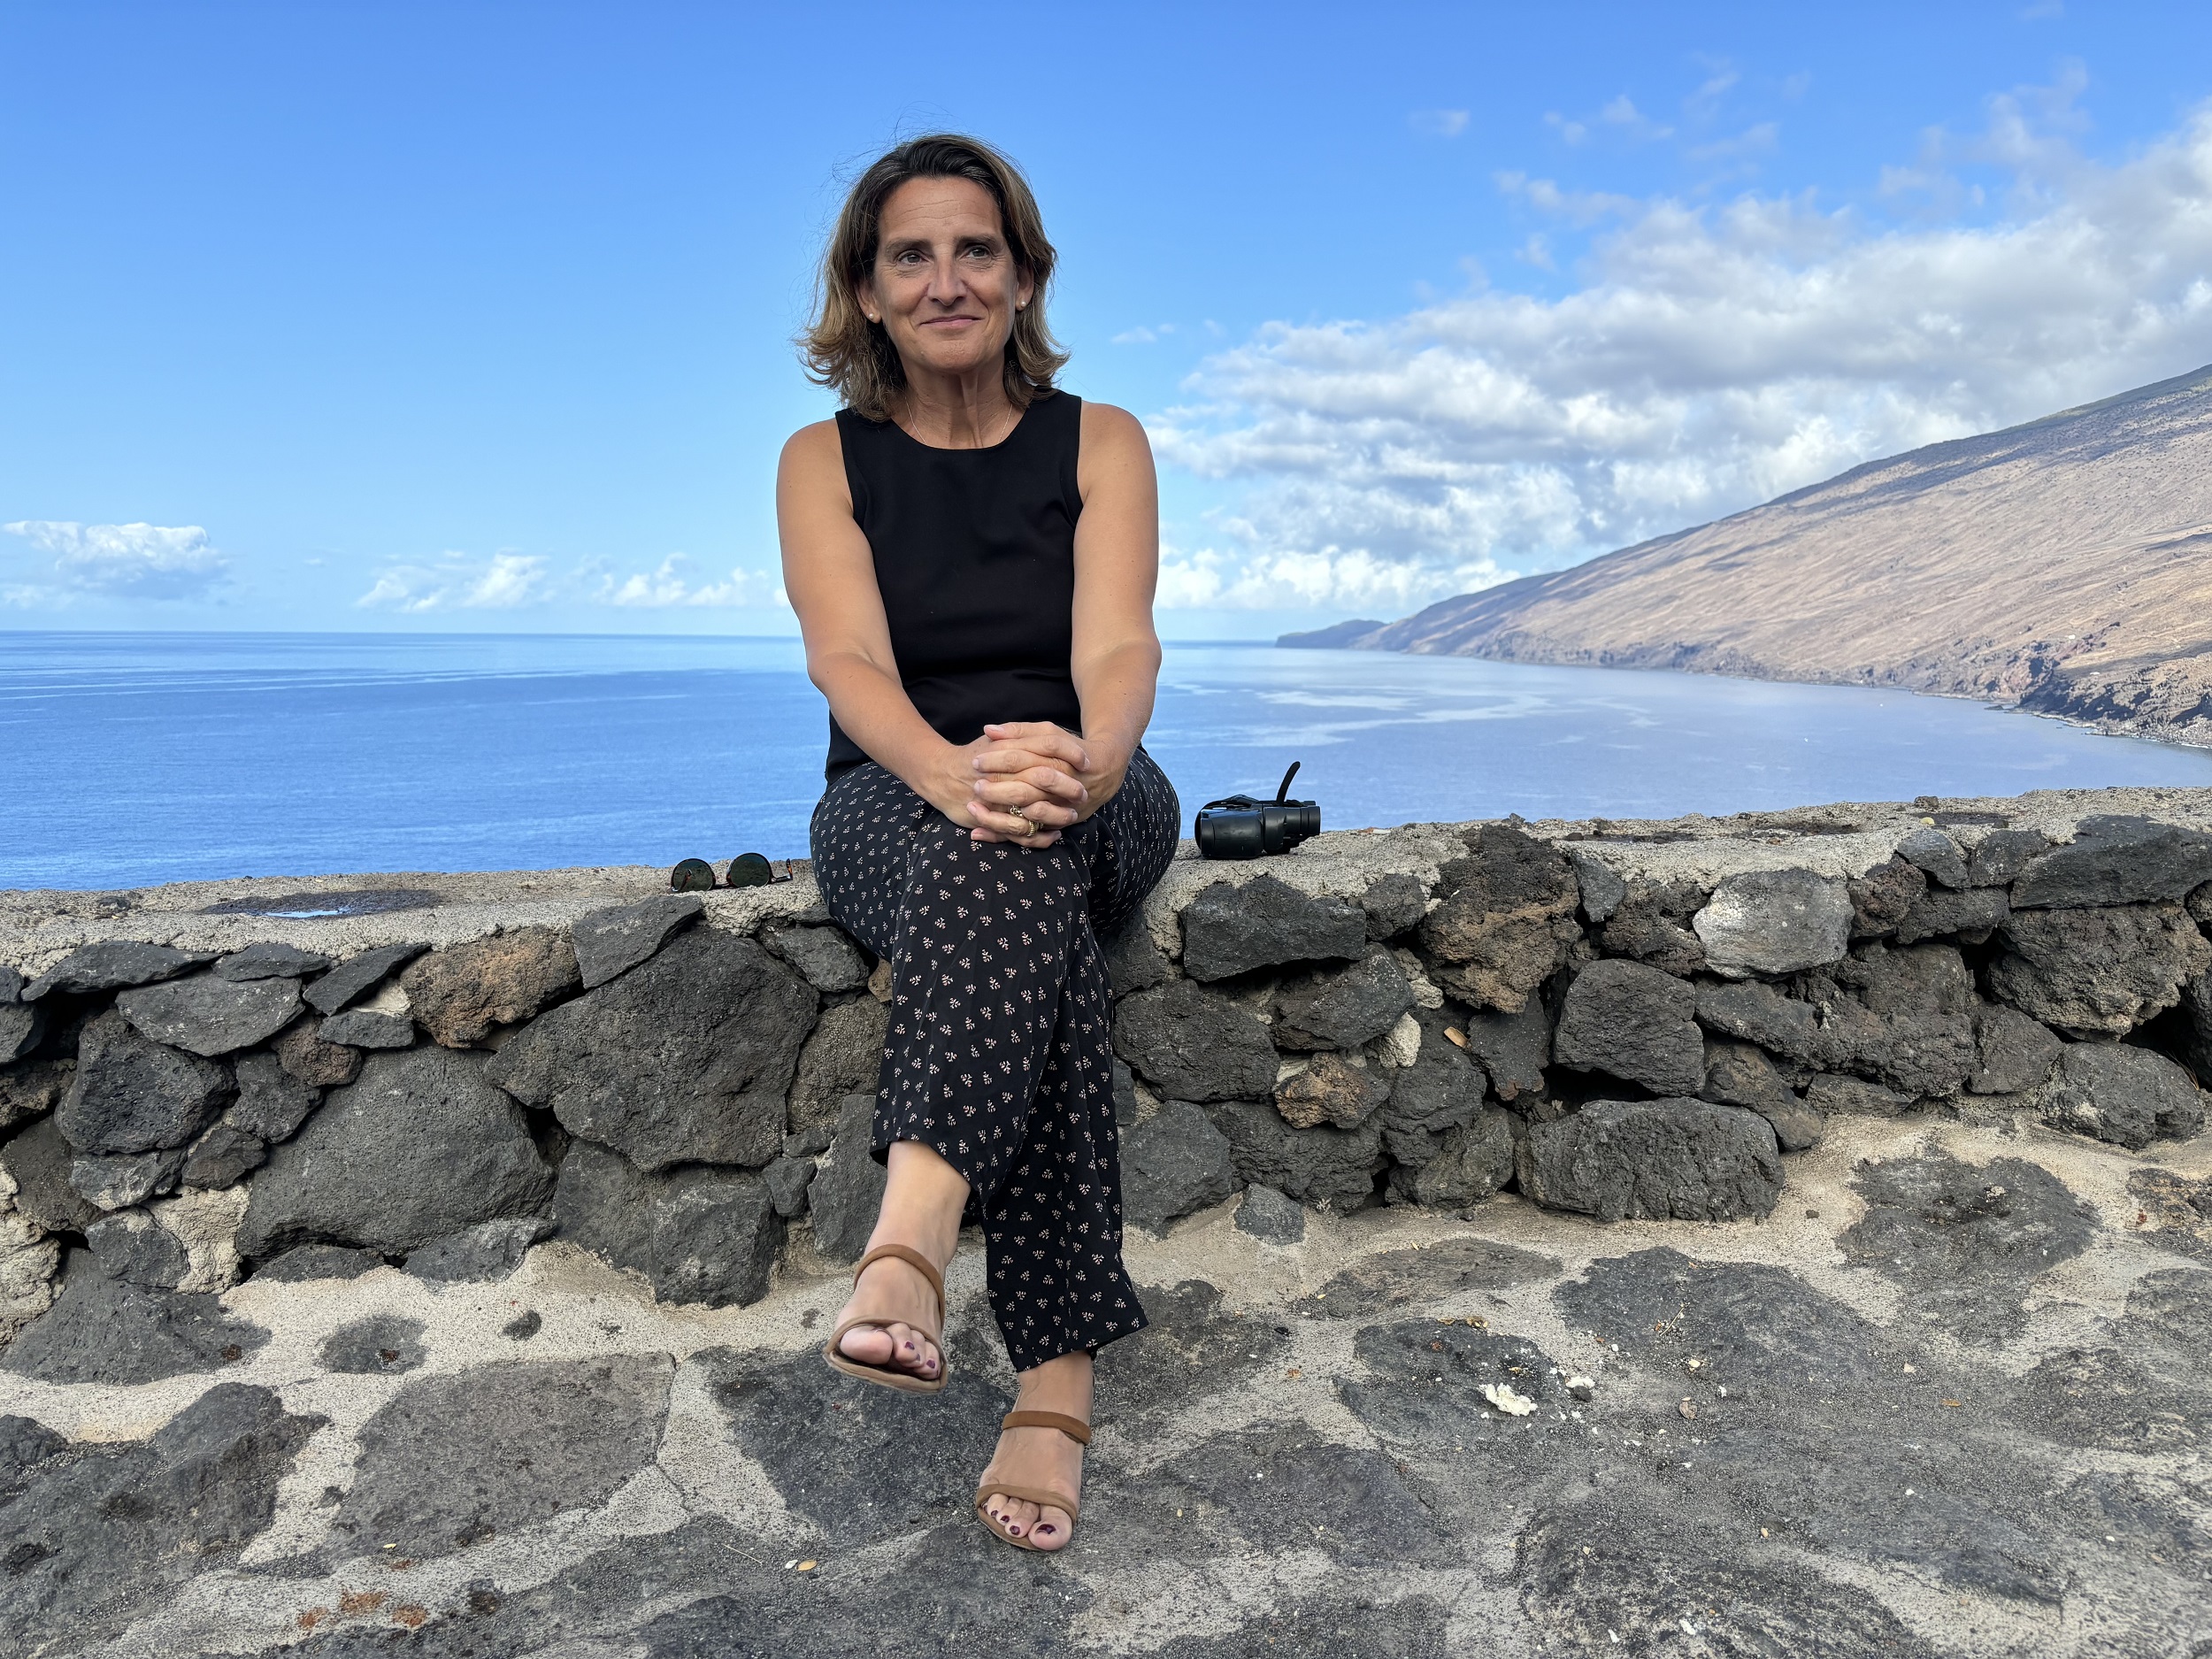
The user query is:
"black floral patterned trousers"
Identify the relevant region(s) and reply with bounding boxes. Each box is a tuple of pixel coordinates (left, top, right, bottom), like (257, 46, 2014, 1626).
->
(810, 749, 1180, 1371)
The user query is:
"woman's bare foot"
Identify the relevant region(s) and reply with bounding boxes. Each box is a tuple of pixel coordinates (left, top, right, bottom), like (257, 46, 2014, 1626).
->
(826, 1141, 969, 1383)
(832, 1251, 943, 1381)
(980, 1349, 1093, 1550)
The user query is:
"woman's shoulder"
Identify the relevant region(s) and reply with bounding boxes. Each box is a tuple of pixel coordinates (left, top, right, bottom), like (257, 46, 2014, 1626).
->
(1075, 398, 1148, 451)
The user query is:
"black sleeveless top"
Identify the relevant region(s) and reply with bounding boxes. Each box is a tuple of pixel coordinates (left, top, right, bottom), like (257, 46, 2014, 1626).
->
(825, 391, 1085, 779)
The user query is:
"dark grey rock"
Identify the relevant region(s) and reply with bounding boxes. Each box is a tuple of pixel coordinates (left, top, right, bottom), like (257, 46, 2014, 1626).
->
(2011, 814, 2212, 909)
(573, 894, 705, 988)
(1274, 1051, 1391, 1129)
(83, 1209, 190, 1288)
(2191, 966, 2212, 1080)
(57, 1010, 232, 1155)
(1599, 876, 1712, 975)
(0, 965, 19, 1004)
(252, 1242, 384, 1281)
(332, 1356, 672, 1560)
(180, 1121, 265, 1189)
(787, 995, 887, 1150)
(1390, 1109, 1515, 1208)
(303, 941, 429, 1015)
(1553, 957, 1704, 1094)
(237, 1045, 554, 1258)
(1418, 823, 1582, 1011)
(405, 1215, 554, 1284)
(1234, 1184, 1304, 1244)
(804, 1095, 886, 1265)
(1181, 874, 1367, 981)
(1896, 826, 1969, 888)
(1700, 1040, 1824, 1150)
(1806, 1073, 1914, 1117)
(1102, 918, 1171, 995)
(307, 1006, 414, 1048)
(0, 1055, 68, 1132)
(0, 1412, 65, 1481)
(761, 923, 868, 994)
(320, 1313, 427, 1374)
(272, 1014, 363, 1087)
(1694, 978, 1825, 1065)
(1847, 856, 1926, 939)
(1808, 942, 1980, 1098)
(1459, 998, 1550, 1102)
(1145, 1423, 1465, 1573)
(1377, 1014, 1486, 1160)
(1111, 979, 1278, 1102)
(0, 1001, 41, 1065)
(2, 1263, 268, 1384)
(1970, 1005, 2065, 1094)
(503, 1309, 542, 1340)
(1693, 867, 1854, 976)
(1336, 1319, 1565, 1445)
(487, 929, 816, 1171)
(554, 1140, 782, 1305)
(1271, 949, 1415, 1049)
(0, 1384, 319, 1647)
(69, 1147, 188, 1210)
(762, 1155, 815, 1218)
(1840, 1149, 2097, 1343)
(2037, 1041, 2206, 1150)
(1122, 1099, 1238, 1234)
(1556, 1246, 1887, 1390)
(1517, 1098, 1783, 1222)
(1111, 1056, 1141, 1126)
(1968, 826, 2052, 886)
(1700, 1038, 1797, 1112)
(212, 941, 331, 982)
(402, 926, 582, 1048)
(698, 1344, 1010, 1548)
(224, 1051, 318, 1142)
(1360, 872, 1431, 939)
(1990, 902, 2211, 1035)
(1893, 883, 2010, 945)
(1200, 1097, 1381, 1208)
(1566, 849, 1628, 923)
(0, 1118, 98, 1234)
(21, 941, 215, 1002)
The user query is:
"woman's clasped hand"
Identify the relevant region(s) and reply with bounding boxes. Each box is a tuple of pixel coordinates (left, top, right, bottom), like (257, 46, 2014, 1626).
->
(962, 720, 1126, 847)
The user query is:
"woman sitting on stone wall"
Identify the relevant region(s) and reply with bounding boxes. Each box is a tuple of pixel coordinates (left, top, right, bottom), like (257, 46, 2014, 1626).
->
(778, 134, 1179, 1553)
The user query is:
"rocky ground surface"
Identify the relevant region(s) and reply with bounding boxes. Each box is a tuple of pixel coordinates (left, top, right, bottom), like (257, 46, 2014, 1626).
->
(3, 1110, 2208, 1659)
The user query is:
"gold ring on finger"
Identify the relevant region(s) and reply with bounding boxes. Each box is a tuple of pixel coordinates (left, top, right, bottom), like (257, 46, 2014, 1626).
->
(1010, 813, 1034, 837)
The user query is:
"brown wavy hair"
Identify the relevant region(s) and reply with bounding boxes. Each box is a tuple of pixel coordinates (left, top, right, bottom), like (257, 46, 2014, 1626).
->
(803, 134, 1067, 420)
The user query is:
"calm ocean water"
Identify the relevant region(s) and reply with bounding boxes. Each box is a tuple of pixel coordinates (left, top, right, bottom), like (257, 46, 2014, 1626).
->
(7, 631, 2212, 893)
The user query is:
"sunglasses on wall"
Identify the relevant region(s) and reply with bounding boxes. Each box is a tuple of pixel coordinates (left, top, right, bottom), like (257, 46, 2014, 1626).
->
(669, 854, 794, 892)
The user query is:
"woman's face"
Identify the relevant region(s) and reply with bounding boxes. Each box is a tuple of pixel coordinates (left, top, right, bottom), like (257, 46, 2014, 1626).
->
(860, 175, 1033, 388)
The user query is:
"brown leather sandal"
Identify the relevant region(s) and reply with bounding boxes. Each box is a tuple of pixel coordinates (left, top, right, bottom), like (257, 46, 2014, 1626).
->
(973, 1409, 1089, 1551)
(822, 1243, 949, 1394)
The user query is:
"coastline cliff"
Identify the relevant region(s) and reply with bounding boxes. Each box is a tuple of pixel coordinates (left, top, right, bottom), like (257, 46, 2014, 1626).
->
(1294, 364, 2212, 749)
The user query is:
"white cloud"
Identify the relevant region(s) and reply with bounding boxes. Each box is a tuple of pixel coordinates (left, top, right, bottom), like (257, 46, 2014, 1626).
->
(593, 555, 784, 609)
(354, 548, 786, 613)
(0, 520, 229, 604)
(356, 550, 549, 611)
(1151, 88, 2212, 613)
(1410, 110, 1471, 139)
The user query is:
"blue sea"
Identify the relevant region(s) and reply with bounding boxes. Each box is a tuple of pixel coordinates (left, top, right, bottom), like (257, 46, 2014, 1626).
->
(7, 631, 2212, 893)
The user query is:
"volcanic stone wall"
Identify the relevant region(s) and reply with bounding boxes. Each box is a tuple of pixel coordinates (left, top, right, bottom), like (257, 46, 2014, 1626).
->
(4, 787, 2211, 1345)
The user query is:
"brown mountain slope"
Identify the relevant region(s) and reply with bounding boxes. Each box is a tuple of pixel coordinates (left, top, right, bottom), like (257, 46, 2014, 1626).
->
(1353, 363, 2212, 747)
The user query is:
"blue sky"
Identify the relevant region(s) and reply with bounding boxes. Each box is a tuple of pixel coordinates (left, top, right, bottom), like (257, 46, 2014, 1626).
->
(5, 1, 2212, 636)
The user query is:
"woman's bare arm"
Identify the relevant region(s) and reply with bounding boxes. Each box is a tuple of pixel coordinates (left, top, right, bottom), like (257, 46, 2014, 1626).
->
(778, 419, 1084, 839)
(971, 402, 1162, 825)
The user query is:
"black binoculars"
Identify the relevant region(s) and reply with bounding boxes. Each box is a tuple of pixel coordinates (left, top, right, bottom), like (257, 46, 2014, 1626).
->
(1194, 762, 1321, 860)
